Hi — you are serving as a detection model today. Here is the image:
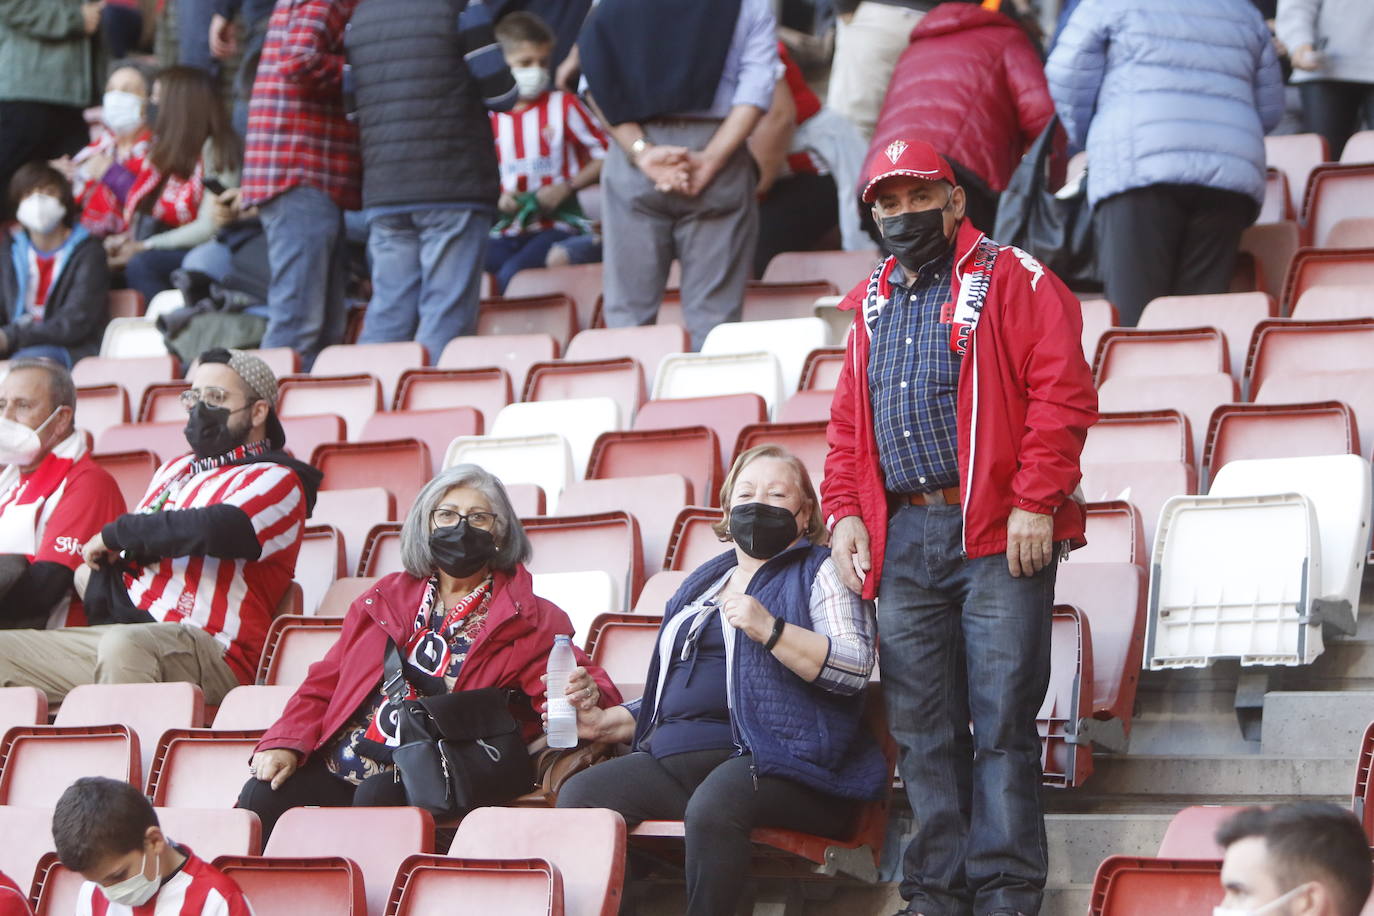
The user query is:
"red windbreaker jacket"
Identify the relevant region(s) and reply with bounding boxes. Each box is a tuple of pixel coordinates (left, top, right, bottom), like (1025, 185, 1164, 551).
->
(821, 221, 1098, 600)
(257, 565, 622, 756)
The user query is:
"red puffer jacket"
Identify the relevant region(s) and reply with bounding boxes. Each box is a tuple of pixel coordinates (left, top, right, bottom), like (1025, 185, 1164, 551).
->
(866, 4, 1053, 193)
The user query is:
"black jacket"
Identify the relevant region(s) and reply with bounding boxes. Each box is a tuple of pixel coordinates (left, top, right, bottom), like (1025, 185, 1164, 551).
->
(0, 228, 108, 363)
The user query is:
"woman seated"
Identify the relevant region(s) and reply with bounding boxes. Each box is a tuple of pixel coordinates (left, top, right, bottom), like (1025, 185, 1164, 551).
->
(58, 63, 153, 239)
(557, 445, 888, 916)
(0, 163, 109, 366)
(239, 464, 621, 839)
(110, 66, 241, 304)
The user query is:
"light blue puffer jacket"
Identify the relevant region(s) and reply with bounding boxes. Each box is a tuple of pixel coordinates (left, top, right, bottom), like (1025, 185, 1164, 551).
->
(1046, 0, 1284, 207)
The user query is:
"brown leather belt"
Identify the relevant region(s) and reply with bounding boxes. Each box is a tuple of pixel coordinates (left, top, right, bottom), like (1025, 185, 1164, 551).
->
(896, 486, 961, 507)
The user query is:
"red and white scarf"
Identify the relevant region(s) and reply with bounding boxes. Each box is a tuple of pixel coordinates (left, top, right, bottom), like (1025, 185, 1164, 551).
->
(0, 432, 85, 561)
(861, 234, 1001, 356)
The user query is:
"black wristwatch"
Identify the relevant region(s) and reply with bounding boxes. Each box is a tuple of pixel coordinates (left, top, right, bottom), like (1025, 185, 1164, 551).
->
(763, 616, 786, 651)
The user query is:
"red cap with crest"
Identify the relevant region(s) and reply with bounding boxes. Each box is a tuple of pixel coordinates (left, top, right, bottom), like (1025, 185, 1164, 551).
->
(861, 139, 956, 203)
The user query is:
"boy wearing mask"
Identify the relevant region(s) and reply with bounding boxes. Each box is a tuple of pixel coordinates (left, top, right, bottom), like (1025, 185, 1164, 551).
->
(486, 11, 607, 294)
(54, 777, 253, 915)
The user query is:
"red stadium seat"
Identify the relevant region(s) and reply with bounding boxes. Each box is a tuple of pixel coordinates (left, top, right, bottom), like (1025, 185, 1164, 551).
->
(0, 724, 140, 805)
(107, 288, 145, 319)
(0, 687, 46, 738)
(1089, 855, 1222, 915)
(74, 384, 130, 442)
(1264, 132, 1327, 220)
(557, 475, 691, 579)
(313, 439, 431, 515)
(31, 851, 83, 916)
(634, 394, 768, 468)
(778, 390, 835, 423)
(317, 577, 382, 618)
(248, 348, 301, 380)
(732, 421, 829, 486)
(265, 806, 434, 916)
(477, 294, 578, 349)
(1083, 411, 1192, 466)
(1342, 130, 1374, 164)
(393, 366, 512, 429)
(523, 357, 646, 423)
(90, 449, 160, 508)
(1097, 374, 1237, 469)
(506, 262, 604, 330)
(277, 374, 383, 442)
(278, 413, 347, 464)
(1093, 328, 1228, 386)
(54, 682, 205, 780)
(357, 523, 403, 578)
(1244, 317, 1374, 398)
(587, 426, 719, 509)
(213, 684, 297, 730)
(1255, 368, 1374, 455)
(257, 616, 345, 686)
(1257, 166, 1292, 223)
(522, 512, 644, 611)
(1355, 721, 1374, 844)
(1054, 563, 1147, 747)
(449, 807, 625, 916)
(1204, 401, 1356, 482)
(438, 335, 558, 400)
(1080, 460, 1197, 550)
(1040, 606, 1094, 788)
(147, 728, 262, 808)
(0, 805, 55, 896)
(312, 488, 396, 577)
(1281, 248, 1374, 312)
(296, 524, 346, 616)
(741, 281, 841, 322)
(505, 483, 547, 517)
(1156, 806, 1246, 859)
(98, 420, 190, 464)
(664, 506, 728, 572)
(313, 342, 427, 408)
(1080, 299, 1119, 364)
(387, 856, 564, 916)
(583, 613, 662, 704)
(798, 347, 846, 391)
(362, 408, 481, 474)
(1327, 218, 1374, 249)
(761, 249, 882, 289)
(136, 380, 190, 422)
(1138, 293, 1275, 382)
(71, 354, 180, 412)
(1077, 501, 1146, 568)
(156, 807, 262, 860)
(1302, 164, 1374, 248)
(633, 570, 689, 615)
(1239, 222, 1299, 303)
(564, 325, 688, 382)
(213, 856, 366, 916)
(1291, 284, 1374, 320)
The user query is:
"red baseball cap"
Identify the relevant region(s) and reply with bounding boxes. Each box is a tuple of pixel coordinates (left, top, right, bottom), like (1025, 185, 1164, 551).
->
(861, 138, 956, 203)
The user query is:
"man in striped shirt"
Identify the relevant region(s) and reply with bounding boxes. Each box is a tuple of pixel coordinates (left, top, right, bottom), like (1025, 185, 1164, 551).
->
(0, 349, 320, 706)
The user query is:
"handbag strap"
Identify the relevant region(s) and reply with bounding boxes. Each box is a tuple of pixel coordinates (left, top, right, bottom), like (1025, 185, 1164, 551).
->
(383, 637, 411, 704)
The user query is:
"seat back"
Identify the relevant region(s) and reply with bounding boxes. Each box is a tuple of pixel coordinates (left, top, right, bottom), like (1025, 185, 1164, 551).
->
(731, 421, 829, 489)
(1204, 401, 1355, 482)
(0, 686, 47, 736)
(1264, 132, 1327, 218)
(1291, 284, 1374, 321)
(148, 729, 263, 808)
(1281, 248, 1374, 311)
(55, 682, 204, 778)
(313, 439, 431, 515)
(778, 390, 836, 423)
(587, 427, 720, 512)
(1138, 293, 1274, 382)
(31, 852, 82, 916)
(740, 281, 840, 323)
(1355, 721, 1374, 845)
(90, 449, 160, 509)
(492, 397, 622, 480)
(98, 421, 191, 465)
(277, 375, 383, 442)
(798, 347, 845, 392)
(1304, 164, 1374, 248)
(477, 295, 578, 349)
(0, 725, 139, 805)
(1094, 328, 1228, 386)
(214, 685, 298, 730)
(386, 855, 563, 916)
(654, 352, 785, 416)
(1097, 374, 1237, 469)
(296, 524, 345, 616)
(394, 367, 512, 426)
(1156, 807, 1247, 859)
(663, 506, 729, 572)
(531, 571, 619, 642)
(0, 805, 54, 897)
(634, 394, 767, 470)
(1039, 607, 1094, 788)
(701, 317, 832, 396)
(1079, 299, 1119, 363)
(316, 577, 382, 617)
(1055, 563, 1147, 727)
(214, 856, 366, 916)
(1245, 318, 1374, 397)
(1089, 855, 1222, 916)
(445, 433, 573, 512)
(522, 512, 643, 611)
(1239, 222, 1300, 303)
(448, 807, 626, 916)
(761, 249, 881, 289)
(438, 334, 557, 399)
(258, 616, 346, 685)
(557, 474, 691, 579)
(362, 408, 481, 474)
(632, 570, 689, 614)
(505, 262, 604, 329)
(523, 357, 646, 423)
(278, 413, 347, 465)
(1080, 461, 1196, 559)
(584, 613, 663, 703)
(137, 380, 191, 422)
(564, 325, 688, 383)
(155, 807, 262, 859)
(312, 342, 427, 408)
(1328, 218, 1374, 249)
(72, 354, 179, 411)
(74, 384, 131, 442)
(1077, 501, 1146, 568)
(358, 523, 403, 578)
(311, 488, 396, 577)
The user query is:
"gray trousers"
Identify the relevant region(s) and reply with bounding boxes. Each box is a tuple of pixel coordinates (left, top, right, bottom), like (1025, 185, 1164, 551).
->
(0, 623, 241, 707)
(601, 120, 758, 351)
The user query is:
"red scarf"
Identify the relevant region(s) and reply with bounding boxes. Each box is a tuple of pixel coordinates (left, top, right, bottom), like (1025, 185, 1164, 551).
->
(74, 127, 151, 237)
(125, 156, 204, 230)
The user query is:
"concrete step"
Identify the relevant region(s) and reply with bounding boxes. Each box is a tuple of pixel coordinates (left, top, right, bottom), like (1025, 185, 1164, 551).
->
(1082, 754, 1352, 799)
(1261, 691, 1374, 758)
(1046, 813, 1171, 886)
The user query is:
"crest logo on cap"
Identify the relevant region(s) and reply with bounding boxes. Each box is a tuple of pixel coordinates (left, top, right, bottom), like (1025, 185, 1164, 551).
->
(884, 140, 908, 165)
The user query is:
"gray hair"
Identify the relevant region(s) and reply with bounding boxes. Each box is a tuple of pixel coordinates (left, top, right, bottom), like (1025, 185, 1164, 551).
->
(8, 359, 76, 410)
(401, 464, 532, 578)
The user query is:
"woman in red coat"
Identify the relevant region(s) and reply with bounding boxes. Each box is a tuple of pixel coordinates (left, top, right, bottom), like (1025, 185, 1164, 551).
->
(238, 464, 622, 838)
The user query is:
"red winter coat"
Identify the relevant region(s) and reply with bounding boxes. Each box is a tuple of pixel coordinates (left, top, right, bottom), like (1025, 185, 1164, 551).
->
(256, 565, 622, 756)
(866, 4, 1053, 193)
(821, 221, 1098, 600)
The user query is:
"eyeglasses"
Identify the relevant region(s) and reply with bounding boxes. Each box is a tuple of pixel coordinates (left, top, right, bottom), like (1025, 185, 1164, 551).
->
(179, 386, 252, 411)
(431, 508, 497, 530)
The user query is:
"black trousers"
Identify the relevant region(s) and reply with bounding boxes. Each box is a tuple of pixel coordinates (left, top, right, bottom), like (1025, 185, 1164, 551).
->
(0, 101, 88, 213)
(237, 754, 409, 842)
(754, 172, 840, 279)
(1299, 80, 1374, 161)
(1093, 183, 1256, 327)
(557, 749, 856, 916)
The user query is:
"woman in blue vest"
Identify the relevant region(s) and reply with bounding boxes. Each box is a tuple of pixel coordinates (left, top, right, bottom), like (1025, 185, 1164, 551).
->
(557, 444, 888, 915)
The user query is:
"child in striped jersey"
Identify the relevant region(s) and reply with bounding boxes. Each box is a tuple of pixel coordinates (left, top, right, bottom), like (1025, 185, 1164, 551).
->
(54, 778, 254, 916)
(486, 12, 608, 294)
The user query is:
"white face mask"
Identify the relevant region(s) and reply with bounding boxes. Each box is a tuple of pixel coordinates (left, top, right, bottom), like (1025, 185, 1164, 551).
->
(1214, 882, 1310, 916)
(101, 849, 160, 908)
(0, 409, 58, 466)
(102, 90, 145, 135)
(511, 66, 550, 101)
(15, 194, 65, 236)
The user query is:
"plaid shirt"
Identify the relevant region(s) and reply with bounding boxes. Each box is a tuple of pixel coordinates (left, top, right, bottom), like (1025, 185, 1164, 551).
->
(868, 249, 961, 494)
(241, 0, 361, 211)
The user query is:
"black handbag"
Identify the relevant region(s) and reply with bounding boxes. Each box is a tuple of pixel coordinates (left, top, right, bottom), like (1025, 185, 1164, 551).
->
(993, 116, 1101, 292)
(384, 639, 535, 817)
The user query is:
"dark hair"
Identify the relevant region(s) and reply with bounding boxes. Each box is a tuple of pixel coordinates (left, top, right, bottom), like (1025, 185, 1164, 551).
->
(52, 777, 159, 871)
(8, 163, 77, 229)
(495, 11, 554, 48)
(105, 58, 153, 94)
(8, 358, 77, 410)
(148, 66, 241, 179)
(1216, 803, 1372, 916)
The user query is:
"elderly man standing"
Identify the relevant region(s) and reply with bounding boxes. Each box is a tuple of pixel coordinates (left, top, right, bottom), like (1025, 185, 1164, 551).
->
(0, 360, 125, 630)
(0, 349, 321, 706)
(822, 139, 1097, 916)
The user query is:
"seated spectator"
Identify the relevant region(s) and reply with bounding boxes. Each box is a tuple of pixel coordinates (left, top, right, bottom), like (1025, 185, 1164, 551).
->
(865, 3, 1054, 236)
(0, 163, 109, 367)
(0, 871, 27, 916)
(57, 63, 153, 239)
(1216, 802, 1372, 916)
(558, 445, 887, 916)
(240, 463, 621, 839)
(0, 360, 125, 630)
(486, 11, 607, 293)
(54, 776, 253, 915)
(545, 231, 602, 269)
(0, 348, 320, 706)
(112, 66, 242, 306)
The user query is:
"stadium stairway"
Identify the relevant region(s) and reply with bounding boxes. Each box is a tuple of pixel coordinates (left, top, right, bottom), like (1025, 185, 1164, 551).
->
(625, 571, 1374, 915)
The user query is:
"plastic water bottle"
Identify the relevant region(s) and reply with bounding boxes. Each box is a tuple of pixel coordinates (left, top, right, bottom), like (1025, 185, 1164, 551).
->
(545, 634, 578, 748)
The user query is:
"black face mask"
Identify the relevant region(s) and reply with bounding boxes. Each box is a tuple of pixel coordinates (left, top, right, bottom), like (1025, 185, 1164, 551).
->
(430, 520, 498, 579)
(183, 402, 246, 460)
(878, 207, 953, 272)
(730, 502, 801, 560)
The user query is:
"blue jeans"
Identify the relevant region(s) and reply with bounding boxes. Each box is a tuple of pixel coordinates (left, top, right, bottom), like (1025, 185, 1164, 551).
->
(484, 228, 572, 293)
(259, 186, 348, 369)
(878, 504, 1055, 916)
(181, 239, 234, 282)
(360, 207, 491, 364)
(124, 246, 189, 304)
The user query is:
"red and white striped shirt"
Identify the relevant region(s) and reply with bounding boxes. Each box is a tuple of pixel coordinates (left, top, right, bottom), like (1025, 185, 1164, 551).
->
(124, 455, 305, 683)
(490, 90, 607, 237)
(76, 849, 254, 916)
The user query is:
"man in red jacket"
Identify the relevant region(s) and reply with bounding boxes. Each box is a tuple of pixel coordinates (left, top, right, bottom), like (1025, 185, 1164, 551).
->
(822, 139, 1096, 916)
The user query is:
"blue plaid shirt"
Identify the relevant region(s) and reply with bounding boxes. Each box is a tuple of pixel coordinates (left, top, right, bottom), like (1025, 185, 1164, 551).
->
(868, 251, 961, 494)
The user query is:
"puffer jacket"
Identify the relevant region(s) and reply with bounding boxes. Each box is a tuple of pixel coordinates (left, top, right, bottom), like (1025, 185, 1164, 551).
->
(1046, 0, 1284, 207)
(865, 4, 1054, 194)
(1277, 0, 1374, 85)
